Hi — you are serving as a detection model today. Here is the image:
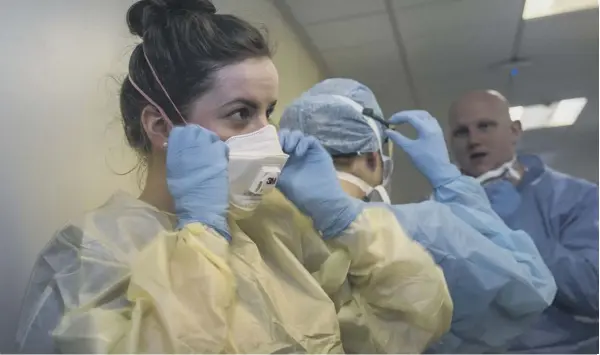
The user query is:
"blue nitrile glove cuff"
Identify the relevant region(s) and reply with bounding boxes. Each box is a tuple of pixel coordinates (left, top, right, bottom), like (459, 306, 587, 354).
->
(430, 164, 462, 189)
(176, 211, 231, 242)
(313, 197, 364, 239)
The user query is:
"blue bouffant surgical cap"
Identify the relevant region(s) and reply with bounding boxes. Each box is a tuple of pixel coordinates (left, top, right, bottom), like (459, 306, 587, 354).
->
(279, 78, 387, 156)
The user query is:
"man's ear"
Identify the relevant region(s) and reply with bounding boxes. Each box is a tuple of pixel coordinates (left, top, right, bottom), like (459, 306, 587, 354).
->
(141, 105, 169, 151)
(510, 120, 523, 144)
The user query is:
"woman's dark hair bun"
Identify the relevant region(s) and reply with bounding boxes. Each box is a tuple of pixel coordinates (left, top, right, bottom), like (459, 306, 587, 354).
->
(127, 0, 216, 38)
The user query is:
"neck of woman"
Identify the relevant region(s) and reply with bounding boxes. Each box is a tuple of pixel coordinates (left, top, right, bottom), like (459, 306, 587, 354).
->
(139, 160, 174, 214)
(339, 179, 368, 200)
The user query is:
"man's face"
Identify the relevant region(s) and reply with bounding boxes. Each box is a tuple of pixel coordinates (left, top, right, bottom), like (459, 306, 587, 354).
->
(449, 98, 521, 177)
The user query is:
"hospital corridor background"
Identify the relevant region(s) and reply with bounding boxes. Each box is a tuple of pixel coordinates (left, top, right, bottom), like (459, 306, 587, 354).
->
(0, 0, 598, 353)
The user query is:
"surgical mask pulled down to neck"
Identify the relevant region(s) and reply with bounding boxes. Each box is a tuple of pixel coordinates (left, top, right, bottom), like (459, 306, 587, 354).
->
(476, 157, 522, 219)
(226, 125, 289, 219)
(337, 171, 391, 204)
(476, 157, 521, 185)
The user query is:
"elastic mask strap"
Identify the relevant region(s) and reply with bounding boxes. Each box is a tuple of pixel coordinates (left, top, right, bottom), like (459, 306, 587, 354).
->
(381, 155, 394, 186)
(372, 185, 392, 204)
(385, 135, 394, 161)
(475, 168, 503, 184)
(127, 45, 188, 127)
(336, 171, 373, 195)
(363, 116, 384, 153)
(330, 95, 384, 153)
(330, 95, 392, 189)
(506, 157, 521, 180)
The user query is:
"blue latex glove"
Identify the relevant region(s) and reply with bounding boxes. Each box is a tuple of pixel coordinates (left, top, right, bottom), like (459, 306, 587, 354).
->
(166, 125, 231, 240)
(277, 129, 363, 239)
(387, 110, 461, 188)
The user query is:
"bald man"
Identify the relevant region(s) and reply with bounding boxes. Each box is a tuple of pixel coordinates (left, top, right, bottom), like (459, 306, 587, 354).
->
(448, 90, 599, 354)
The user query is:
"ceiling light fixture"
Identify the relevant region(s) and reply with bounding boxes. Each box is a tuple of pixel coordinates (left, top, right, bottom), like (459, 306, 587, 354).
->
(522, 0, 598, 20)
(510, 97, 587, 131)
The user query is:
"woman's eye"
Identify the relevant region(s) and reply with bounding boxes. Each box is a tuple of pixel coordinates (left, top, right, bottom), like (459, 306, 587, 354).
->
(266, 107, 275, 123)
(230, 108, 252, 121)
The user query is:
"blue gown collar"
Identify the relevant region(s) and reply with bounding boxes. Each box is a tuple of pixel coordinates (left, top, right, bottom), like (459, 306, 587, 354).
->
(517, 154, 546, 190)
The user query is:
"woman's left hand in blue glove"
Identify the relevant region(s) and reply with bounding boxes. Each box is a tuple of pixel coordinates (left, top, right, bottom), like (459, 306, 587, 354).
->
(387, 110, 461, 188)
(276, 129, 363, 239)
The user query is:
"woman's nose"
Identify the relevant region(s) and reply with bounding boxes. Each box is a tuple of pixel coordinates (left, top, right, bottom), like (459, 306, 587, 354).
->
(253, 115, 270, 130)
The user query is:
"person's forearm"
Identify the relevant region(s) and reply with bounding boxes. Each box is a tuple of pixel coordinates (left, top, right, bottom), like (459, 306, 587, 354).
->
(546, 245, 598, 315)
(326, 206, 453, 351)
(433, 175, 493, 214)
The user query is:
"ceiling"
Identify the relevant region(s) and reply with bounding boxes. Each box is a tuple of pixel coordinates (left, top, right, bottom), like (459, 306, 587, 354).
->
(272, 0, 599, 191)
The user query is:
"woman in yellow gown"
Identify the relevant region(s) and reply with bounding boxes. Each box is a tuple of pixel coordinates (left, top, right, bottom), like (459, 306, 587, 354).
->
(15, 0, 452, 353)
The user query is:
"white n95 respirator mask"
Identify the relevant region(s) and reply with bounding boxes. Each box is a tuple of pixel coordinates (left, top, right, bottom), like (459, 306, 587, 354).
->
(225, 125, 289, 219)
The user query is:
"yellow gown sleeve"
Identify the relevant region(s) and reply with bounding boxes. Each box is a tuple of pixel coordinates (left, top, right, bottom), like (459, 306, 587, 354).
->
(250, 191, 453, 353)
(326, 205, 453, 353)
(52, 223, 237, 354)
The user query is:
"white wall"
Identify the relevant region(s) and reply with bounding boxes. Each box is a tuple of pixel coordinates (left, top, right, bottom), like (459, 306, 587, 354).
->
(0, 3, 140, 351)
(0, 0, 322, 351)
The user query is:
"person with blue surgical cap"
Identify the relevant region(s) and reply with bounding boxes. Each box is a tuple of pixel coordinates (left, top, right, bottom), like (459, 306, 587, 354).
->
(279, 78, 557, 354)
(449, 90, 599, 354)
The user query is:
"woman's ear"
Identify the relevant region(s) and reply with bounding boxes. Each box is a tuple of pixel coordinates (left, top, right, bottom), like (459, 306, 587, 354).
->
(365, 151, 379, 172)
(353, 152, 383, 187)
(140, 105, 169, 151)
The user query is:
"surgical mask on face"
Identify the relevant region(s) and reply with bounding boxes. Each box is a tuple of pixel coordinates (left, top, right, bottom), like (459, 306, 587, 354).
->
(225, 125, 289, 219)
(337, 171, 392, 204)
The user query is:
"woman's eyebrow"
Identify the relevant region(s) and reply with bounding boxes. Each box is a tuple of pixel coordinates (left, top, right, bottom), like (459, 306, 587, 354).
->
(221, 98, 258, 109)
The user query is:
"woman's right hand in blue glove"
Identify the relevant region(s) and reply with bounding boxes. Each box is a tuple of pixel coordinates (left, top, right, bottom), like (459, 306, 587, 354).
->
(387, 110, 461, 188)
(277, 130, 363, 239)
(166, 125, 231, 240)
